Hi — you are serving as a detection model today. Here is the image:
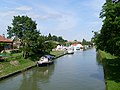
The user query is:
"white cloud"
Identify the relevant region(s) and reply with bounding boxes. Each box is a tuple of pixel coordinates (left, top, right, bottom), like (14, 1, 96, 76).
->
(55, 14, 78, 31)
(82, 0, 105, 18)
(29, 3, 78, 31)
(82, 0, 105, 10)
(0, 11, 18, 17)
(16, 6, 32, 11)
(25, 2, 78, 33)
(30, 13, 63, 20)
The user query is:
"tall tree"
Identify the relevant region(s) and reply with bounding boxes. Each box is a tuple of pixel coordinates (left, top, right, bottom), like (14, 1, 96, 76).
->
(7, 16, 37, 39)
(48, 33, 52, 40)
(95, 0, 120, 56)
(82, 39, 87, 45)
(7, 15, 40, 58)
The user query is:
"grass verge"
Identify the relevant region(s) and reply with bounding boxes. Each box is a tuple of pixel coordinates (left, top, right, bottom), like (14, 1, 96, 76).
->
(97, 50, 120, 90)
(50, 50, 65, 58)
(0, 53, 35, 80)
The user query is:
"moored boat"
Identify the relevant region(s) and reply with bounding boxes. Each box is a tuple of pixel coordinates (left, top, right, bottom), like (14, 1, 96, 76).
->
(37, 55, 54, 67)
(67, 47, 74, 54)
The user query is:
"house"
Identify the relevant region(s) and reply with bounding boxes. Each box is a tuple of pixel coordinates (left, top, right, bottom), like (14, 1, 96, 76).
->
(71, 43, 83, 50)
(0, 35, 13, 52)
(56, 44, 63, 50)
(13, 37, 21, 49)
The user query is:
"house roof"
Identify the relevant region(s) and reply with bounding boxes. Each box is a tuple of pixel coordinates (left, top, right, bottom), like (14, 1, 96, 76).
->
(71, 43, 78, 46)
(0, 35, 13, 43)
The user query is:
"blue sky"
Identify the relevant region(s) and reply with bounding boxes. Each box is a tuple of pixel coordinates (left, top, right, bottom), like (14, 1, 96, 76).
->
(0, 0, 105, 41)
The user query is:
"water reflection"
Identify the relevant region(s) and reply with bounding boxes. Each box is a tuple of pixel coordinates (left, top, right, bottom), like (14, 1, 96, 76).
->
(18, 65, 55, 90)
(90, 65, 105, 82)
(96, 52, 103, 65)
(66, 54, 73, 58)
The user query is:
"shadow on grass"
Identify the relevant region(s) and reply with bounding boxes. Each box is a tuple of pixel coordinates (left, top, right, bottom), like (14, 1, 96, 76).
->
(28, 51, 55, 61)
(103, 58, 120, 83)
(1, 51, 55, 62)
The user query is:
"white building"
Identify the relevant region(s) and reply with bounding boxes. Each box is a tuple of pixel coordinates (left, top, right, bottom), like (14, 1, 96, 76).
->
(71, 44, 83, 50)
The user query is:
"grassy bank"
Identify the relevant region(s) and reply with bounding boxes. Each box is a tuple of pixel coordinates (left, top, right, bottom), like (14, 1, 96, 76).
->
(0, 50, 65, 80)
(0, 53, 35, 80)
(97, 50, 117, 61)
(97, 50, 120, 90)
(50, 50, 65, 58)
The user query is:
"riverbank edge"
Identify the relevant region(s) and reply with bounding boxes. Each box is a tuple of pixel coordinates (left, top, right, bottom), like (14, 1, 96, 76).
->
(97, 50, 119, 90)
(0, 51, 67, 80)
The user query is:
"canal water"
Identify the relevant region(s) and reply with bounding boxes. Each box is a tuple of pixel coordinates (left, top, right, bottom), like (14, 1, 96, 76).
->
(0, 48, 105, 90)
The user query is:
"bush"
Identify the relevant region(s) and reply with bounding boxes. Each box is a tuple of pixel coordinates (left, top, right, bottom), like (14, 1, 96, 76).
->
(10, 49, 21, 54)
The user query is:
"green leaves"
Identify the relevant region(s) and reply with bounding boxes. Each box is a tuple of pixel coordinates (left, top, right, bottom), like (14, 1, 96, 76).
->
(7, 16, 39, 58)
(95, 1, 120, 56)
(7, 15, 66, 59)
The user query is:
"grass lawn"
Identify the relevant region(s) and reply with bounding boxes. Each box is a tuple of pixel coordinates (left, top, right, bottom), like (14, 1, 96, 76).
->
(98, 50, 120, 90)
(97, 50, 117, 60)
(0, 53, 35, 79)
(50, 50, 65, 57)
(107, 81, 120, 90)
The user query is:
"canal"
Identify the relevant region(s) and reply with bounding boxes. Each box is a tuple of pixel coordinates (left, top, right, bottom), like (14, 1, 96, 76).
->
(0, 48, 105, 90)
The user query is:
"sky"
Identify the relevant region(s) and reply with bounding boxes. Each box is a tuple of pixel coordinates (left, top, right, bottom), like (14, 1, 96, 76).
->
(0, 0, 105, 41)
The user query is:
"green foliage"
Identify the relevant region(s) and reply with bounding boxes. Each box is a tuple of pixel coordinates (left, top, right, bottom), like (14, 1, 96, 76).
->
(95, 1, 120, 89)
(82, 39, 87, 45)
(10, 49, 21, 54)
(48, 33, 52, 40)
(7, 16, 40, 58)
(82, 39, 93, 46)
(47, 33, 67, 43)
(94, 1, 120, 56)
(7, 16, 37, 39)
(7, 15, 67, 59)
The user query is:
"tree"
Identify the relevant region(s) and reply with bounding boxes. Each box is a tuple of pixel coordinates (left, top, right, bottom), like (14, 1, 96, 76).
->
(52, 35, 57, 41)
(94, 0, 120, 56)
(7, 15, 67, 59)
(82, 39, 87, 45)
(46, 34, 67, 43)
(7, 16, 37, 39)
(7, 15, 40, 58)
(48, 33, 52, 40)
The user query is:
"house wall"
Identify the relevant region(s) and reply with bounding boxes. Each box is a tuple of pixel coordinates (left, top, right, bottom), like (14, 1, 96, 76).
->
(0, 42, 13, 52)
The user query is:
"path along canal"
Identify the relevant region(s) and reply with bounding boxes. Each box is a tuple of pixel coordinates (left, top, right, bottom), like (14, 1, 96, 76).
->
(0, 48, 105, 90)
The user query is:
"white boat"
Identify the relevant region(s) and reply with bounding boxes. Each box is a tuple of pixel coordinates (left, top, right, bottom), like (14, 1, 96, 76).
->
(37, 55, 54, 67)
(67, 47, 74, 54)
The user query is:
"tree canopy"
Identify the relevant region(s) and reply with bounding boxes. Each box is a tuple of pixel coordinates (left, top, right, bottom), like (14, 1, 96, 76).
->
(7, 16, 41, 58)
(7, 15, 67, 59)
(94, 0, 120, 56)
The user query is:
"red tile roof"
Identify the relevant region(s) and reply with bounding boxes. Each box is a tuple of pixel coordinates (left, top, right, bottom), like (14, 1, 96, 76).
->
(0, 35, 13, 43)
(71, 43, 78, 46)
